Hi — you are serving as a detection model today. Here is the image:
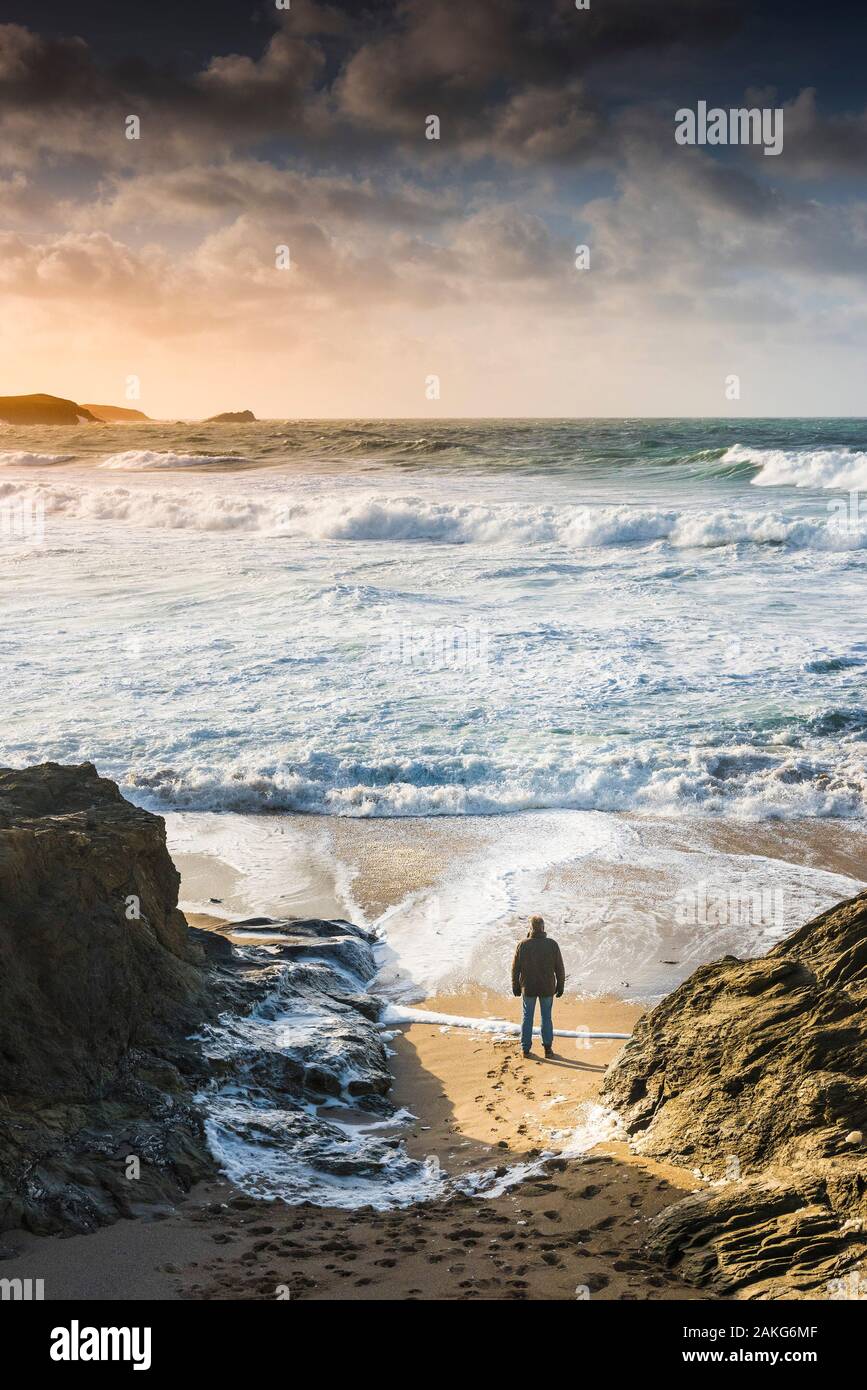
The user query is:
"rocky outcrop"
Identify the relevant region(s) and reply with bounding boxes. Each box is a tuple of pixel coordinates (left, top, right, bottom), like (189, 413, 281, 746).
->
(0, 394, 99, 425)
(205, 410, 256, 423)
(82, 404, 149, 422)
(0, 762, 206, 1100)
(0, 763, 217, 1232)
(0, 763, 402, 1234)
(195, 918, 416, 1203)
(603, 891, 867, 1298)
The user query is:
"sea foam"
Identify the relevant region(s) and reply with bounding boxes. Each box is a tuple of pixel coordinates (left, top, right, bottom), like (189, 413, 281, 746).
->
(726, 443, 867, 490)
(4, 477, 867, 549)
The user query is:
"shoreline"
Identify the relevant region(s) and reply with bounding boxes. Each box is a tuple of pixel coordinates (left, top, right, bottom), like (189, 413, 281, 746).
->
(170, 807, 866, 1005)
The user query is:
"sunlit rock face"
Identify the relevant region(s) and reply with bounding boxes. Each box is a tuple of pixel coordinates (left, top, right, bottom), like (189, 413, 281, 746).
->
(604, 891, 867, 1298)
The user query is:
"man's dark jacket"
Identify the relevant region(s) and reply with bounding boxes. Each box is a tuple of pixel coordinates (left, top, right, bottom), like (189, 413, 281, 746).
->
(511, 932, 565, 998)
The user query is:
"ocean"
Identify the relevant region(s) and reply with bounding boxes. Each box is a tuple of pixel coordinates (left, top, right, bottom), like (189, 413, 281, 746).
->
(1, 417, 865, 1001)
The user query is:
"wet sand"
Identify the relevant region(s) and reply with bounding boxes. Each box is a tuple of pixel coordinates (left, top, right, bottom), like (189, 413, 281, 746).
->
(170, 809, 865, 1002)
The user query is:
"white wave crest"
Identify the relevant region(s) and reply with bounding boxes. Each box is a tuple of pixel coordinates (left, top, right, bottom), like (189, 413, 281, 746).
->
(0, 451, 73, 466)
(725, 444, 867, 490)
(99, 450, 249, 470)
(127, 740, 867, 820)
(7, 477, 867, 551)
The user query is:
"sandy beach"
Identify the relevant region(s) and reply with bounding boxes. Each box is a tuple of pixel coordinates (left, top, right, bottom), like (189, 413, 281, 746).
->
(2, 986, 708, 1301)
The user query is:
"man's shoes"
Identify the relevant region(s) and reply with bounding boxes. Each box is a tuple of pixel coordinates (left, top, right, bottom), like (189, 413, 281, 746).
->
(544, 1046, 554, 1059)
(522, 1049, 532, 1058)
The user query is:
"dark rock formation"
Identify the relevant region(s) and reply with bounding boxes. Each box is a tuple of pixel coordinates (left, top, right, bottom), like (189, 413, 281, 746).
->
(0, 762, 204, 1099)
(0, 763, 216, 1233)
(0, 394, 99, 425)
(205, 410, 256, 423)
(603, 891, 867, 1298)
(193, 918, 422, 1203)
(0, 763, 402, 1234)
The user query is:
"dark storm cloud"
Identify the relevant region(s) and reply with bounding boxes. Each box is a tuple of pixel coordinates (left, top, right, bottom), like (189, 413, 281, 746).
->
(0, 23, 109, 107)
(4, 0, 858, 185)
(334, 0, 744, 127)
(0, 1, 749, 169)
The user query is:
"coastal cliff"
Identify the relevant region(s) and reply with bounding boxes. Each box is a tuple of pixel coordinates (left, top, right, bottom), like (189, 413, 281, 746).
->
(603, 892, 867, 1298)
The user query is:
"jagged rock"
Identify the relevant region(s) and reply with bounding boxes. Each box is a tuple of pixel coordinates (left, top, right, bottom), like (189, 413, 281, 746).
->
(643, 1180, 863, 1300)
(603, 891, 867, 1298)
(205, 410, 256, 422)
(0, 761, 205, 1100)
(0, 763, 219, 1234)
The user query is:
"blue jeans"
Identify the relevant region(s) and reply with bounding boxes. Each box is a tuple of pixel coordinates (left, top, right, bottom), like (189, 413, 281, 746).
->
(521, 995, 554, 1052)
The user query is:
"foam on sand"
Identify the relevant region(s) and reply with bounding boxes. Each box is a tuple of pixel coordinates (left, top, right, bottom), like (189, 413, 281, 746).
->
(379, 1003, 630, 1039)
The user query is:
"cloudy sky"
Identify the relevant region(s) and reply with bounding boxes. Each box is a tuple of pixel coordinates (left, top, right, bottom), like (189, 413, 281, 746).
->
(1, 0, 866, 417)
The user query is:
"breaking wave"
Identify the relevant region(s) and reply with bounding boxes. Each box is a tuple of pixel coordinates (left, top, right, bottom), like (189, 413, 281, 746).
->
(99, 450, 250, 470)
(7, 479, 867, 550)
(0, 451, 74, 466)
(726, 443, 867, 490)
(128, 738, 867, 820)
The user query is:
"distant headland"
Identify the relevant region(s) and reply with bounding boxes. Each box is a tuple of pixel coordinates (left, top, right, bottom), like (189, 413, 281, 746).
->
(0, 394, 258, 425)
(82, 403, 149, 423)
(0, 394, 103, 425)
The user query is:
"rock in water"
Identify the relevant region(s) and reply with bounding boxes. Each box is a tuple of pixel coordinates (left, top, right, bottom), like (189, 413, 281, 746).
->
(205, 410, 256, 423)
(603, 890, 867, 1298)
(193, 917, 429, 1207)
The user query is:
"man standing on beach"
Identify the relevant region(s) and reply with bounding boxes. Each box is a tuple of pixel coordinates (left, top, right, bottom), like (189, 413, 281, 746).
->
(511, 915, 565, 1059)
